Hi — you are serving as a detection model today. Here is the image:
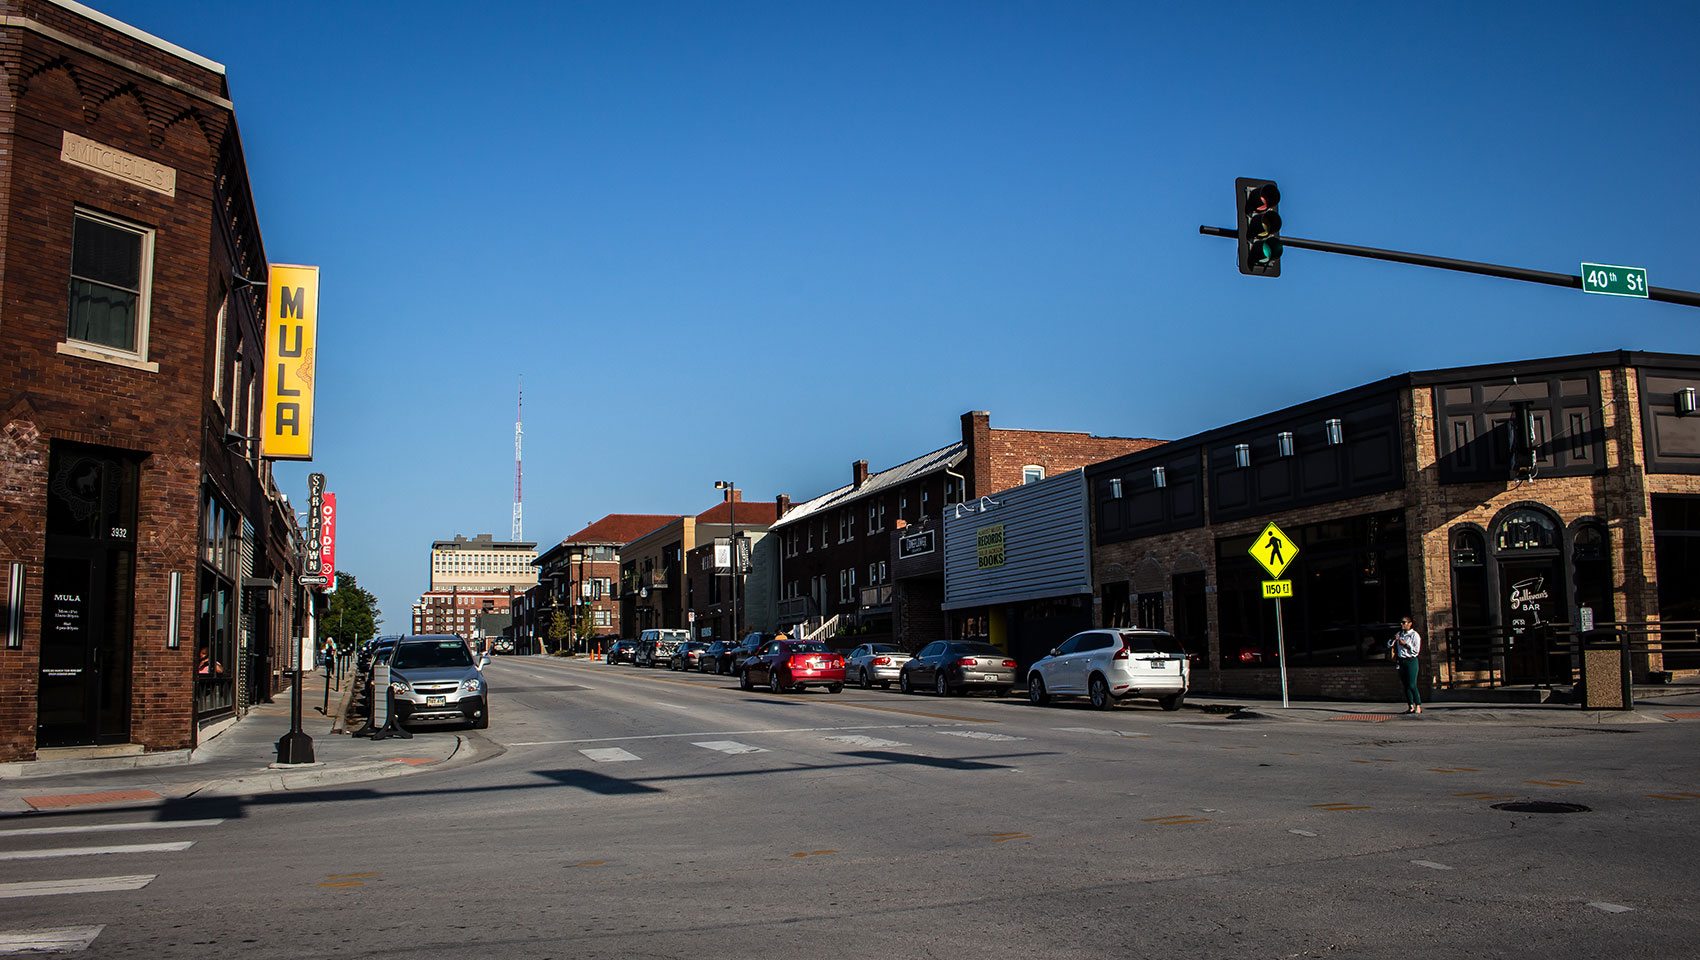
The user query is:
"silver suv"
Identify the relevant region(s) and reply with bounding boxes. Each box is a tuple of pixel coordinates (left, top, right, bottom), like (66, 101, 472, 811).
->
(1026, 628, 1189, 711)
(389, 636, 491, 729)
(634, 628, 689, 668)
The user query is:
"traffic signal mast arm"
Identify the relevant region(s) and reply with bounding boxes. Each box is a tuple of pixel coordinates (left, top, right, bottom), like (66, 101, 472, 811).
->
(1198, 225, 1700, 308)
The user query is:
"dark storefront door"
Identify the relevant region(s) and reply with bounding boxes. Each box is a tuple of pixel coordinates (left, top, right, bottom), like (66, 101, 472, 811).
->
(37, 444, 139, 748)
(1499, 557, 1566, 684)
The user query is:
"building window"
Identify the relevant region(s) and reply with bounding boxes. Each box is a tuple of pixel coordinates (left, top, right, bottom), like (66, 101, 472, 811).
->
(1022, 465, 1044, 484)
(67, 209, 154, 358)
(879, 560, 887, 582)
(869, 562, 877, 586)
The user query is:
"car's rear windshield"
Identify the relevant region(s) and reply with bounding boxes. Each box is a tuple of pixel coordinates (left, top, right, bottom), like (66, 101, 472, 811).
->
(392, 641, 474, 669)
(785, 641, 832, 654)
(869, 644, 900, 653)
(1119, 631, 1187, 655)
(954, 642, 1005, 656)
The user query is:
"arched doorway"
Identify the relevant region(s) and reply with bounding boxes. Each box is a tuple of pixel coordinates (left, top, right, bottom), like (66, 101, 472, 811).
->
(1492, 505, 1566, 683)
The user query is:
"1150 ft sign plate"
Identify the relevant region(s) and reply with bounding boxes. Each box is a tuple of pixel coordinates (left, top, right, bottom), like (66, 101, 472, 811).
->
(1262, 580, 1292, 599)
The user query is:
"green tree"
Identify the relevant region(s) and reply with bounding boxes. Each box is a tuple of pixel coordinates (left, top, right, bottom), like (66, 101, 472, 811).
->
(575, 605, 596, 651)
(324, 570, 381, 652)
(549, 608, 572, 654)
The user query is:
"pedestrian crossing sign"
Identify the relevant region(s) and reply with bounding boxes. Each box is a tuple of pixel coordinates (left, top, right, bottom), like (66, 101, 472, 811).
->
(1250, 522, 1297, 579)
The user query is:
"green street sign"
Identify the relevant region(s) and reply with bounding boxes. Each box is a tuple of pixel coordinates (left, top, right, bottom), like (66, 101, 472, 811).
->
(1581, 262, 1649, 298)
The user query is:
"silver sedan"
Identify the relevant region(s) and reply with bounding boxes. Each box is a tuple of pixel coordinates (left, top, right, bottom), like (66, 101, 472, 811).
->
(845, 643, 912, 690)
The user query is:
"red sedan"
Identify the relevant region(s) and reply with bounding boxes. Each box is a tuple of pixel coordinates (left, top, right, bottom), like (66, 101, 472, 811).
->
(740, 640, 846, 694)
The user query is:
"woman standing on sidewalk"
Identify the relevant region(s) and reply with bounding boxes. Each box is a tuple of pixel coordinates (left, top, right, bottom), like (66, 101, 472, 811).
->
(1391, 616, 1422, 714)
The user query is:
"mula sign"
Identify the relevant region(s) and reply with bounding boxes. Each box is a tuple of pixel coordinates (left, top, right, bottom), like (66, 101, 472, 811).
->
(261, 264, 322, 460)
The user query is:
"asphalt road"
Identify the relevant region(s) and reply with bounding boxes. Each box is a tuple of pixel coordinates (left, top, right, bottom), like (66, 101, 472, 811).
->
(3, 655, 1698, 959)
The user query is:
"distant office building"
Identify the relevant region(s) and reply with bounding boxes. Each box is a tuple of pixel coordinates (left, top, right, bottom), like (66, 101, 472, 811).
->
(412, 589, 517, 639)
(429, 534, 538, 592)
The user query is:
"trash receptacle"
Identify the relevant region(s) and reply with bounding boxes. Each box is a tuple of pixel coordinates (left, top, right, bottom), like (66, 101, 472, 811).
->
(1579, 628, 1631, 710)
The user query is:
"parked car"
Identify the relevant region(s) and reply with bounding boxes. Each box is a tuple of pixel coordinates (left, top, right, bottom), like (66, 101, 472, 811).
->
(706, 632, 773, 675)
(740, 639, 846, 694)
(845, 642, 912, 689)
(670, 640, 711, 671)
(357, 636, 399, 674)
(898, 641, 1017, 697)
(699, 639, 738, 674)
(605, 639, 638, 664)
(388, 635, 491, 729)
(1025, 628, 1189, 711)
(634, 628, 690, 668)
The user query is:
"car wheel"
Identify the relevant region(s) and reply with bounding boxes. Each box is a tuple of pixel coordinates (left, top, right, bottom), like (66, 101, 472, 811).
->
(772, 671, 788, 693)
(739, 668, 753, 691)
(1028, 674, 1049, 705)
(859, 669, 873, 690)
(899, 672, 913, 695)
(827, 683, 843, 694)
(1160, 692, 1185, 712)
(1088, 674, 1113, 710)
(935, 673, 951, 697)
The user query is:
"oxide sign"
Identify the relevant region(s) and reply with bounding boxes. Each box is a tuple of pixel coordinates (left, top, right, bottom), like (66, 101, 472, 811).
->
(1249, 522, 1297, 579)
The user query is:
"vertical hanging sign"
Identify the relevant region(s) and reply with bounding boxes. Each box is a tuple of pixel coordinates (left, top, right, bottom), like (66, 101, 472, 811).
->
(319, 492, 337, 587)
(261, 264, 321, 460)
(300, 473, 328, 587)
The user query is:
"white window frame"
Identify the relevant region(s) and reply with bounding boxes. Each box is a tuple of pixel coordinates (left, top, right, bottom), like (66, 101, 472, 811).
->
(59, 207, 158, 372)
(1022, 465, 1045, 484)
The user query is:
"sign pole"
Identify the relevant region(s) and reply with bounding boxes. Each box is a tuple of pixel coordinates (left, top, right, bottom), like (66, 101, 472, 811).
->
(1275, 597, 1289, 709)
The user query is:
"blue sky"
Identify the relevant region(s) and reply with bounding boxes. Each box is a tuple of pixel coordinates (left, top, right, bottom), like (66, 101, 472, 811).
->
(98, 1, 1700, 624)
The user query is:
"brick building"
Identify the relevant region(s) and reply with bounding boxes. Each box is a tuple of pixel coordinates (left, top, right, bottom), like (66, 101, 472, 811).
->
(0, 0, 301, 762)
(428, 533, 537, 592)
(411, 589, 516, 641)
(770, 411, 1158, 649)
(1085, 351, 1700, 701)
(521, 514, 678, 652)
(620, 492, 781, 639)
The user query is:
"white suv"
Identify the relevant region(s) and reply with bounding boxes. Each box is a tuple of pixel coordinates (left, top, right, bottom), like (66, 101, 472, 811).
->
(1026, 628, 1189, 711)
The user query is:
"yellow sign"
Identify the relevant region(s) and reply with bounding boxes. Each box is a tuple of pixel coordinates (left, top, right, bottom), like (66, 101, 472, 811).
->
(261, 264, 321, 460)
(1262, 580, 1292, 599)
(976, 524, 1005, 569)
(1249, 522, 1297, 578)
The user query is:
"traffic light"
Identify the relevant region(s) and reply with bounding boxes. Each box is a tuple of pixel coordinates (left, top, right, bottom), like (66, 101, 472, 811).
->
(1236, 178, 1282, 277)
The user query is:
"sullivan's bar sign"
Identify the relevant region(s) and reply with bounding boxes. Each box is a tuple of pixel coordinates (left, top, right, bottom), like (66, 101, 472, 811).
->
(261, 264, 321, 460)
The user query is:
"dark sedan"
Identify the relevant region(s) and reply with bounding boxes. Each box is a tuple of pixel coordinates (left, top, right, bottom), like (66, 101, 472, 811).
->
(740, 640, 846, 694)
(705, 633, 771, 675)
(898, 640, 1017, 697)
(670, 640, 711, 671)
(605, 640, 638, 664)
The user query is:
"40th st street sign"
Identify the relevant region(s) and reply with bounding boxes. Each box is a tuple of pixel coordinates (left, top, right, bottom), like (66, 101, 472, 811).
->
(1581, 262, 1649, 298)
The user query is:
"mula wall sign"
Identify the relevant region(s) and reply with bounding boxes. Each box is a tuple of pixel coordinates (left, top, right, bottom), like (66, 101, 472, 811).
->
(262, 264, 322, 460)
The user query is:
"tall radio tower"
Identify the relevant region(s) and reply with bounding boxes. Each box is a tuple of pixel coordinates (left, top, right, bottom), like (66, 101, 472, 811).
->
(512, 375, 523, 541)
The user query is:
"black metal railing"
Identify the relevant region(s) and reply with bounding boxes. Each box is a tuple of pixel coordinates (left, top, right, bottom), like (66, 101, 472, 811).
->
(1445, 619, 1700, 688)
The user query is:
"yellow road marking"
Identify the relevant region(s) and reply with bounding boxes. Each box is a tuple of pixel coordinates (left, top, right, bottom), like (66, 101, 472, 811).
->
(1677, 793, 1700, 798)
(1159, 819, 1211, 825)
(1546, 778, 1585, 784)
(989, 832, 1026, 837)
(1454, 767, 1480, 772)
(326, 873, 380, 880)
(571, 861, 606, 867)
(789, 850, 838, 858)
(316, 881, 364, 888)
(991, 834, 1032, 842)
(1647, 795, 1694, 801)
(1322, 806, 1372, 812)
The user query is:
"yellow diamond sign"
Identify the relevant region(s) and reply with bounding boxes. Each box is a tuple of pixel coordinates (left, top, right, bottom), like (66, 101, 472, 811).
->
(1249, 522, 1297, 579)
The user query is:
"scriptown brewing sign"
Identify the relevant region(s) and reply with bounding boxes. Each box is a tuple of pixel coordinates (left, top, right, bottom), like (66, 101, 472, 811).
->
(261, 265, 321, 460)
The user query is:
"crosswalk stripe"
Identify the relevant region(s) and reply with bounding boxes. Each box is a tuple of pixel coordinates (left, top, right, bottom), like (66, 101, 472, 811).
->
(1055, 727, 1147, 738)
(0, 875, 154, 899)
(579, 748, 641, 762)
(0, 841, 194, 862)
(0, 819, 223, 840)
(691, 741, 767, 755)
(0, 925, 104, 954)
(938, 730, 1026, 742)
(822, 735, 909, 747)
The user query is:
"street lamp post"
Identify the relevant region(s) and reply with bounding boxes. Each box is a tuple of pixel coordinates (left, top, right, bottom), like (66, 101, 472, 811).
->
(715, 480, 740, 645)
(570, 551, 584, 655)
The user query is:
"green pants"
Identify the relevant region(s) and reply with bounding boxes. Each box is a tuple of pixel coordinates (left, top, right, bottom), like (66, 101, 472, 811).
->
(1396, 657, 1420, 706)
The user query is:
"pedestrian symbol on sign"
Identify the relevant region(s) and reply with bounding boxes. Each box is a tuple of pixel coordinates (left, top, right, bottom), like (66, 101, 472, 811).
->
(1249, 522, 1297, 579)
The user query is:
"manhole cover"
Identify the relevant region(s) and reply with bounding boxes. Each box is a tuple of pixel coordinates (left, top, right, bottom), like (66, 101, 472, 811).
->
(1491, 801, 1591, 814)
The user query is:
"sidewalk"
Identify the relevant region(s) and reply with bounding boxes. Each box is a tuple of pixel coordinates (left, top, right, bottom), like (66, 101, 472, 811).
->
(0, 667, 481, 815)
(1179, 682, 1700, 725)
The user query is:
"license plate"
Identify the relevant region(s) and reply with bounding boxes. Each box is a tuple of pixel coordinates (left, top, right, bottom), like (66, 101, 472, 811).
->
(427, 696, 446, 706)
(982, 674, 999, 681)
(1152, 661, 1167, 669)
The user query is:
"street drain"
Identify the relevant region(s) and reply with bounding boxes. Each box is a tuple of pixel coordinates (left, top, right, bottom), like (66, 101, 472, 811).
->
(1491, 801, 1591, 814)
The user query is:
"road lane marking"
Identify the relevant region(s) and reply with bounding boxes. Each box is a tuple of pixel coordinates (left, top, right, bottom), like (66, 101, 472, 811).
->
(1525, 779, 1585, 786)
(1411, 860, 1454, 870)
(1588, 902, 1632, 913)
(823, 735, 909, 747)
(0, 925, 104, 954)
(1144, 815, 1212, 825)
(0, 819, 223, 839)
(789, 850, 838, 857)
(693, 741, 767, 755)
(0, 841, 194, 861)
(1311, 803, 1372, 812)
(0, 875, 154, 899)
(1647, 794, 1695, 801)
(937, 731, 1026, 742)
(990, 834, 1031, 843)
(580, 748, 641, 762)
(1054, 727, 1148, 738)
(1288, 829, 1318, 837)
(510, 722, 950, 747)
